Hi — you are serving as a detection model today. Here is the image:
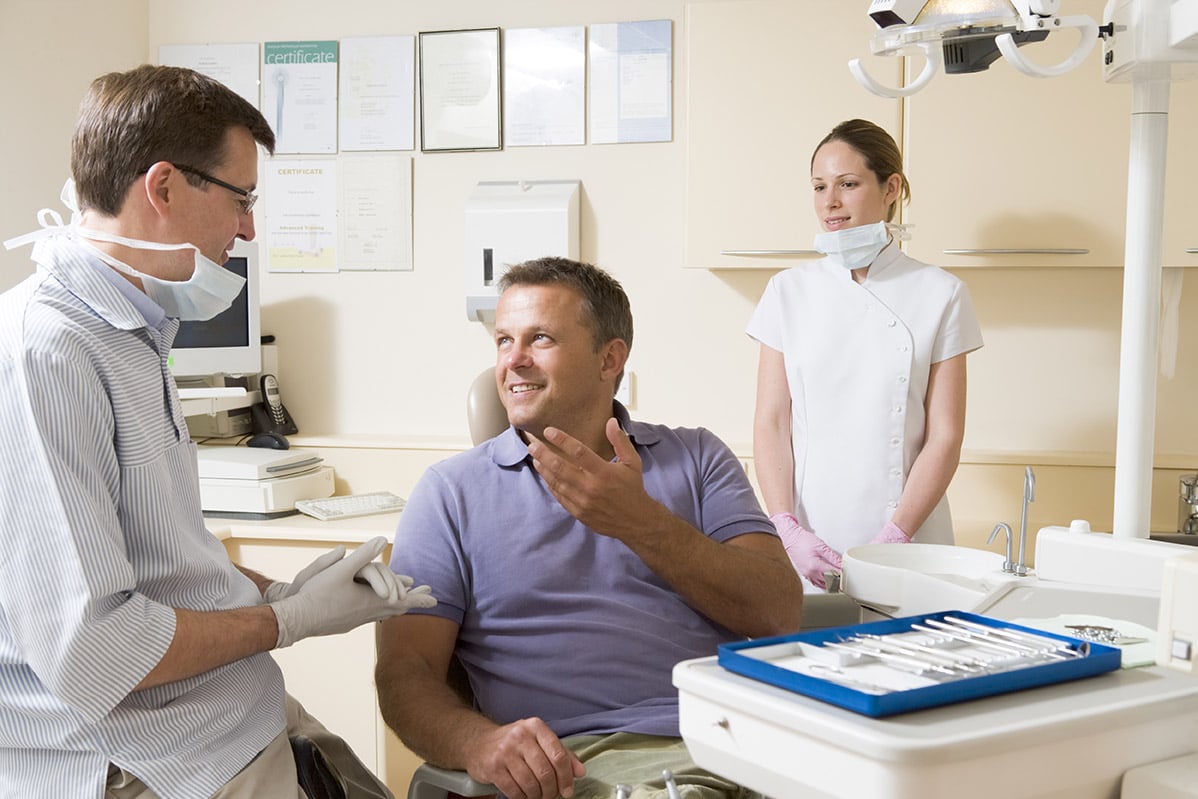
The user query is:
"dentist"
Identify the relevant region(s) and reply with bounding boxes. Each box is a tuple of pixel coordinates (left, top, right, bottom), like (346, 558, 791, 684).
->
(0, 65, 432, 798)
(748, 118, 984, 590)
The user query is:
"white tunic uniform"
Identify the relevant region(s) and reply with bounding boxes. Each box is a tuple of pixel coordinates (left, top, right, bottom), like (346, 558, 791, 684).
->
(747, 242, 983, 555)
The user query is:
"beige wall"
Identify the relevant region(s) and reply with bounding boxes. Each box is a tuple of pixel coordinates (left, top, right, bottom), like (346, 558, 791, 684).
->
(4, 0, 1198, 542)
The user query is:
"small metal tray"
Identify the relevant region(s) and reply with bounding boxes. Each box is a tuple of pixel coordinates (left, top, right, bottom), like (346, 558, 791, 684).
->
(718, 610, 1121, 717)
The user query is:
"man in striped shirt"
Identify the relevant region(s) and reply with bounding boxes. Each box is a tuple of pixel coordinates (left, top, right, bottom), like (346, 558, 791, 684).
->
(0, 65, 432, 798)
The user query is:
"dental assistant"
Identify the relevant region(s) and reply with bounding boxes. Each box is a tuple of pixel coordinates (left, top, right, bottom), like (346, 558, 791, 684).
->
(747, 118, 984, 589)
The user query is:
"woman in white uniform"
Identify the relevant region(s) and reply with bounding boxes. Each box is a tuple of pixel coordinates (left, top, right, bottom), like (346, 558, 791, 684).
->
(748, 119, 983, 590)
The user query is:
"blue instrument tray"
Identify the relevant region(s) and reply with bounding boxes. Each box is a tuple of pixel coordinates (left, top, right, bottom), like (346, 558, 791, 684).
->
(718, 610, 1121, 717)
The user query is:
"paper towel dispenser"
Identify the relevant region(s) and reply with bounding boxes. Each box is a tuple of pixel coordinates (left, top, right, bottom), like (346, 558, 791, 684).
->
(464, 180, 580, 322)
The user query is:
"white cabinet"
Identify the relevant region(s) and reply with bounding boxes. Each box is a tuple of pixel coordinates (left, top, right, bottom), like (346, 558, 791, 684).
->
(684, 0, 902, 269)
(902, 0, 1131, 268)
(1162, 80, 1198, 267)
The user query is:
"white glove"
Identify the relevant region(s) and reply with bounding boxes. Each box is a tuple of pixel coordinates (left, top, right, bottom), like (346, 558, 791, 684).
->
(271, 536, 436, 649)
(262, 546, 347, 603)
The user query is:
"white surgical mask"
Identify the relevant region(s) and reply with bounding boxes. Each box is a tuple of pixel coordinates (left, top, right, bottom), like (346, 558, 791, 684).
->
(813, 220, 891, 272)
(3, 179, 245, 321)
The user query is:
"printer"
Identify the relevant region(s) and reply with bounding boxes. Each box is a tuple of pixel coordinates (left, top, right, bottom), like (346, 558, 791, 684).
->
(196, 445, 335, 518)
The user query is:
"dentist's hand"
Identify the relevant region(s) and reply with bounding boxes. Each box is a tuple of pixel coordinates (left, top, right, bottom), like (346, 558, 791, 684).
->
(262, 545, 347, 603)
(271, 536, 436, 648)
(770, 512, 842, 589)
(870, 520, 911, 545)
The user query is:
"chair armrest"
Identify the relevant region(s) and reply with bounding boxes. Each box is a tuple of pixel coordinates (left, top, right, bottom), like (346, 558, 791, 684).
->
(407, 762, 496, 799)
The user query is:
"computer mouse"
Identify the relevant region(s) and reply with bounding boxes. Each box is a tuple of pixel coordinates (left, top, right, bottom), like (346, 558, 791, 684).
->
(247, 431, 290, 450)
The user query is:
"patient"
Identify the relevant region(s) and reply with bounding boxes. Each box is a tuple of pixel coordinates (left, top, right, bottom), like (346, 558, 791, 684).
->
(377, 257, 804, 799)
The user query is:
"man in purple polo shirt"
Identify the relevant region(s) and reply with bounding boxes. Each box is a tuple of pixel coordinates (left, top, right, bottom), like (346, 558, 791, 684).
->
(378, 257, 803, 799)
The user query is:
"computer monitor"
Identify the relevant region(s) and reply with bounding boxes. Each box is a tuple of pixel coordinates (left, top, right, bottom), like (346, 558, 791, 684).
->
(168, 239, 261, 379)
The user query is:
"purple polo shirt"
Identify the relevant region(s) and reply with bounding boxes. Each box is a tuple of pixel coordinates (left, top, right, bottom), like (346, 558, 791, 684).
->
(389, 403, 772, 738)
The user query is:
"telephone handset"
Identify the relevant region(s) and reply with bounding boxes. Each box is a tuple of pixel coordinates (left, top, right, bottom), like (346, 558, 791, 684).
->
(251, 373, 298, 436)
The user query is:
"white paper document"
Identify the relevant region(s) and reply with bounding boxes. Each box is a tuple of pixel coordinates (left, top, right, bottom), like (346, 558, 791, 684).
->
(589, 20, 673, 144)
(338, 154, 412, 271)
(504, 26, 586, 147)
(263, 41, 339, 154)
(419, 29, 501, 151)
(158, 42, 261, 109)
(339, 35, 416, 152)
(264, 160, 338, 273)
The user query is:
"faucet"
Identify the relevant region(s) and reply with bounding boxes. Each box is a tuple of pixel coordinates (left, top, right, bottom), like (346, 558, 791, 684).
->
(987, 522, 1015, 573)
(986, 466, 1035, 576)
(1015, 466, 1035, 576)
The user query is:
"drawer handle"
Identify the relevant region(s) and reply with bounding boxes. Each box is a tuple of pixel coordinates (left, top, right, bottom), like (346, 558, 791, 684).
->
(1186, 248, 1198, 254)
(719, 249, 820, 257)
(942, 248, 1090, 255)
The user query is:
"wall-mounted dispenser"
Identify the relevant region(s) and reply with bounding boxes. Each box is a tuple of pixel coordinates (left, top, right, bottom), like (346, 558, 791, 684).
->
(464, 180, 580, 322)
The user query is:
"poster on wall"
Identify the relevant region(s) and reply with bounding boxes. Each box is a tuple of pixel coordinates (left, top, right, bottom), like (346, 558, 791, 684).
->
(338, 154, 413, 271)
(158, 42, 261, 109)
(264, 159, 338, 273)
(503, 26, 586, 147)
(419, 28, 502, 152)
(588, 20, 673, 144)
(263, 41, 339, 154)
(339, 35, 416, 152)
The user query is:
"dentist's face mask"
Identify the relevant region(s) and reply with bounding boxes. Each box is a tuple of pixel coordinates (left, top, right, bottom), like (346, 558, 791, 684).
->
(813, 220, 890, 272)
(3, 179, 245, 321)
(78, 227, 245, 321)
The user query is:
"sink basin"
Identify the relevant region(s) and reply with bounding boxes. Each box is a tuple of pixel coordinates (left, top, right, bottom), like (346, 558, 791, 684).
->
(841, 541, 1162, 629)
(842, 543, 1010, 617)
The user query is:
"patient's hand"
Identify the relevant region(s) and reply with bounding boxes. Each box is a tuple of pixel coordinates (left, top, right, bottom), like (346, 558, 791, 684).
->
(528, 418, 667, 543)
(467, 716, 586, 799)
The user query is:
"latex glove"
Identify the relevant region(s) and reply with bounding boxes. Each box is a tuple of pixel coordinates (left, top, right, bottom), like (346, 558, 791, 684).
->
(271, 536, 436, 648)
(770, 512, 842, 589)
(262, 545, 347, 603)
(870, 520, 911, 545)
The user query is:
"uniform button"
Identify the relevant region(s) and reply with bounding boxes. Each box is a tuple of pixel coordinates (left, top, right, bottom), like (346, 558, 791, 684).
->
(891, 468, 902, 476)
(894, 405, 904, 413)
(897, 375, 908, 384)
(888, 502, 898, 509)
(887, 319, 897, 327)
(890, 437, 901, 446)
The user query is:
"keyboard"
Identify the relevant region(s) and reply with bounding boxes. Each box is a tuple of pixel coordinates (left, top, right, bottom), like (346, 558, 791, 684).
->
(294, 491, 406, 521)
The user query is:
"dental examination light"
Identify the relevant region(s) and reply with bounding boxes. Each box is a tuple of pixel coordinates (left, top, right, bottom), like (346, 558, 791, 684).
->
(851, 0, 1098, 97)
(851, 0, 1198, 540)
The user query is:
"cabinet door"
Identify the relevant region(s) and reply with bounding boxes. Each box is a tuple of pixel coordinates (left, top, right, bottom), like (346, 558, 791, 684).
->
(903, 0, 1131, 268)
(684, 0, 902, 269)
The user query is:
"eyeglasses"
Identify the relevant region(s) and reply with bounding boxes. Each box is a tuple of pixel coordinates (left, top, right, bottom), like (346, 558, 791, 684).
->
(176, 164, 258, 215)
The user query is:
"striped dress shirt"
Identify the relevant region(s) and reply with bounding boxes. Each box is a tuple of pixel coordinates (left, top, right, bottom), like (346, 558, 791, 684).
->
(0, 235, 285, 798)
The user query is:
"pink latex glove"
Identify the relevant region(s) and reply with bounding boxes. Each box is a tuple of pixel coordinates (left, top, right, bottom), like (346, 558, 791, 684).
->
(870, 519, 911, 545)
(770, 512, 842, 589)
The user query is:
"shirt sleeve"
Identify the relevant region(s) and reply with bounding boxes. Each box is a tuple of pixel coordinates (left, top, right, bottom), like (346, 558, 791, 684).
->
(0, 347, 175, 724)
(694, 428, 776, 544)
(389, 465, 470, 625)
(745, 273, 786, 352)
(931, 277, 985, 364)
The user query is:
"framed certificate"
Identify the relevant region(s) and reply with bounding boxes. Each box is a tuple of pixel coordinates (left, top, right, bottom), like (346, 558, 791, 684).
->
(419, 28, 502, 152)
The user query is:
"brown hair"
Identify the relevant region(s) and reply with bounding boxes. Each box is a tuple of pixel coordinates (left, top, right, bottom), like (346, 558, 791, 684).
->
(811, 119, 910, 222)
(498, 257, 634, 355)
(72, 64, 275, 216)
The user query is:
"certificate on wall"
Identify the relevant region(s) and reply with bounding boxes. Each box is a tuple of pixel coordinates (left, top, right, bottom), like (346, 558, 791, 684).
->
(589, 20, 673, 144)
(158, 42, 260, 109)
(264, 159, 338, 273)
(503, 26, 586, 147)
(338, 154, 413, 271)
(263, 41, 339, 154)
(419, 28, 502, 152)
(339, 35, 416, 152)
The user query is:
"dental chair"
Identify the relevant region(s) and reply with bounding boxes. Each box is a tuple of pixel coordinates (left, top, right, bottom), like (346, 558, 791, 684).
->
(402, 368, 860, 798)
